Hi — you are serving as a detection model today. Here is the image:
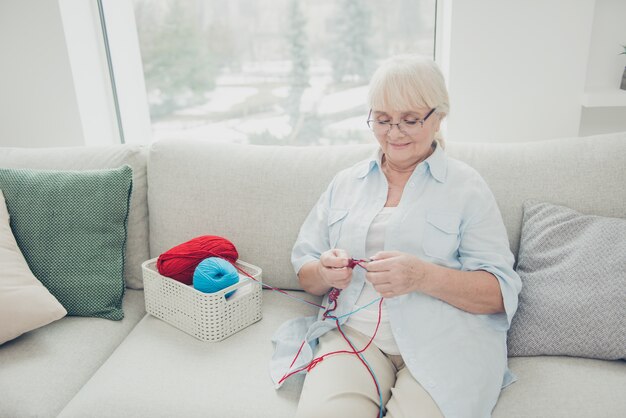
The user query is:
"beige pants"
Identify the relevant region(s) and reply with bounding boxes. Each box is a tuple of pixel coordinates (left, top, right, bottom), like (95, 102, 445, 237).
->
(295, 326, 444, 418)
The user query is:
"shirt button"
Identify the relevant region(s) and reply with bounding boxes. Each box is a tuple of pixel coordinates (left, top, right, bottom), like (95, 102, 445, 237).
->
(395, 327, 402, 333)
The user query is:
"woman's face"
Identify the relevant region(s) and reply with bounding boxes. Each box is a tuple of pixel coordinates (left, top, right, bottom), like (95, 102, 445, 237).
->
(370, 108, 441, 169)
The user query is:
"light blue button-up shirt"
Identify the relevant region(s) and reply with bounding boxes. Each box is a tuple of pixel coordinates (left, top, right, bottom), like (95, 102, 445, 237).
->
(271, 144, 522, 418)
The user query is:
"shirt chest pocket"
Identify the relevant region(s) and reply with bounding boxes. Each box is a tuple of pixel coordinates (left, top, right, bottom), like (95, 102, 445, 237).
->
(328, 209, 349, 248)
(423, 212, 461, 260)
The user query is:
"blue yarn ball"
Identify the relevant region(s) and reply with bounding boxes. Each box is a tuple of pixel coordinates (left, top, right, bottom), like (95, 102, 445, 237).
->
(193, 257, 239, 298)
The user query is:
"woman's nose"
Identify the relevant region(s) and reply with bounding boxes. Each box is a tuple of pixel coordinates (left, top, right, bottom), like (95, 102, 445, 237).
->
(387, 124, 405, 138)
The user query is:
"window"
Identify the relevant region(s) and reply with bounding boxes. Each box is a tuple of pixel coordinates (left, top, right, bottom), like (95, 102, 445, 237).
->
(131, 0, 437, 145)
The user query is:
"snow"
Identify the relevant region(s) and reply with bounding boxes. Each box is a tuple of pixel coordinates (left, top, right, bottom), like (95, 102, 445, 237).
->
(271, 87, 289, 98)
(326, 115, 370, 133)
(152, 120, 247, 143)
(152, 113, 292, 143)
(151, 62, 371, 145)
(317, 85, 369, 115)
(175, 87, 259, 116)
(235, 115, 291, 137)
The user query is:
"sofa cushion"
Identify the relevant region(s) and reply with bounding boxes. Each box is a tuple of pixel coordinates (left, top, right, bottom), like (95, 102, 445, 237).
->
(0, 289, 146, 418)
(148, 140, 375, 290)
(57, 290, 321, 418)
(0, 145, 149, 289)
(507, 201, 626, 360)
(0, 166, 133, 319)
(0, 189, 66, 344)
(56, 290, 626, 418)
(493, 357, 626, 417)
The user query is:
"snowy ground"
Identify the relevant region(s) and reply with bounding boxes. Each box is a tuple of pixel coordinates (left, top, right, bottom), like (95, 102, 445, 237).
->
(151, 62, 373, 145)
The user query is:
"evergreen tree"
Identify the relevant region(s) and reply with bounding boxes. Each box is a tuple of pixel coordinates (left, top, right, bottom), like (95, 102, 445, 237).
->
(135, 1, 217, 118)
(286, 0, 310, 129)
(328, 0, 375, 84)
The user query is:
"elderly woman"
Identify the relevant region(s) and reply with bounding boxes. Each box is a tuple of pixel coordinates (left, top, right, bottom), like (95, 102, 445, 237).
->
(271, 55, 521, 418)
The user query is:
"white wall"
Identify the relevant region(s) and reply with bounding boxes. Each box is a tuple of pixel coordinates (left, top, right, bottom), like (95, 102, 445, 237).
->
(440, 0, 596, 143)
(584, 0, 626, 91)
(0, 0, 85, 147)
(0, 0, 149, 148)
(579, 0, 626, 136)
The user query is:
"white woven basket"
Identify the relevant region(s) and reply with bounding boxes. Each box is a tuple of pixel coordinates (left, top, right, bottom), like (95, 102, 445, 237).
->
(142, 258, 262, 342)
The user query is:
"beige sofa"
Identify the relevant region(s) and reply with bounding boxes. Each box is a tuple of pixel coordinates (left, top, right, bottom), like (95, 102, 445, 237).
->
(1, 133, 625, 417)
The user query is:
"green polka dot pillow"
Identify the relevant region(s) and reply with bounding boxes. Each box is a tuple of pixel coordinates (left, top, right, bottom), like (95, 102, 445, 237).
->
(0, 165, 133, 320)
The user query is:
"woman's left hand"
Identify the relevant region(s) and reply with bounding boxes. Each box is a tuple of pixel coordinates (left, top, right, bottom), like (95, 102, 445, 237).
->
(364, 251, 431, 298)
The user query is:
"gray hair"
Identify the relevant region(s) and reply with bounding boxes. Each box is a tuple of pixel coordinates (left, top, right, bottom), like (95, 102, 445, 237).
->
(367, 55, 450, 147)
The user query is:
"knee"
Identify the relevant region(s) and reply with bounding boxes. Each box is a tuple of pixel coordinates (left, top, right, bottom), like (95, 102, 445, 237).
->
(296, 394, 382, 418)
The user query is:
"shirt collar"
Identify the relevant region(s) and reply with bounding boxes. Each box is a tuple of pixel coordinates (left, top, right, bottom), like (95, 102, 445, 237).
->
(424, 142, 447, 183)
(356, 142, 447, 183)
(356, 148, 382, 179)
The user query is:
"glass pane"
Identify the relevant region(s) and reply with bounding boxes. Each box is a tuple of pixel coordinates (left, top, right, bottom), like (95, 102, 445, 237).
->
(132, 0, 436, 145)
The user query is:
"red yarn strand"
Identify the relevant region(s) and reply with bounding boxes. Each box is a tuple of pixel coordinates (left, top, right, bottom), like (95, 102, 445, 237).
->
(278, 297, 384, 385)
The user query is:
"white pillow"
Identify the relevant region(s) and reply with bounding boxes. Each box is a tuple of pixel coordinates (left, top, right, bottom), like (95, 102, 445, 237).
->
(0, 189, 66, 345)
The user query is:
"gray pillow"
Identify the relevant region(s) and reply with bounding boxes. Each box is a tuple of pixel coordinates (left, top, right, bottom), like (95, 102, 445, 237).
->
(507, 201, 626, 360)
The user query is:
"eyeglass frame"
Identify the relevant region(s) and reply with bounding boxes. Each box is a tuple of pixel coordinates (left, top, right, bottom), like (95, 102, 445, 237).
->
(366, 108, 437, 135)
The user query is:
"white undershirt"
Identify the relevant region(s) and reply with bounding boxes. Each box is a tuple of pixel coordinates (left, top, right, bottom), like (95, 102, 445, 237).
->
(344, 206, 401, 355)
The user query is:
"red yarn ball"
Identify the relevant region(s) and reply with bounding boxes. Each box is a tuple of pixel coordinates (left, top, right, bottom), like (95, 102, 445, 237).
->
(156, 235, 239, 285)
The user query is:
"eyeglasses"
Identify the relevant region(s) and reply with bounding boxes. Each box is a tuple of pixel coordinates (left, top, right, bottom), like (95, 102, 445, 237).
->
(366, 108, 436, 136)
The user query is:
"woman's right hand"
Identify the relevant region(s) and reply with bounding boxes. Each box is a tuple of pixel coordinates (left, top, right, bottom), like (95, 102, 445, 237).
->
(318, 249, 353, 290)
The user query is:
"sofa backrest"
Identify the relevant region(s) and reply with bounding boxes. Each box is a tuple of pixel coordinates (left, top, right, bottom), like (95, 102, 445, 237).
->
(149, 132, 626, 290)
(148, 141, 374, 290)
(446, 132, 626, 256)
(0, 145, 149, 289)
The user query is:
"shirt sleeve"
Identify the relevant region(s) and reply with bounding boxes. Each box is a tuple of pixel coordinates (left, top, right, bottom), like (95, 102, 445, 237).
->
(458, 179, 522, 331)
(291, 178, 335, 275)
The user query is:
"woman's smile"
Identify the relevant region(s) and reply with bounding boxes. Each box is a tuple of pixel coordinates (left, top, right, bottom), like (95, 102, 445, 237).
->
(388, 141, 411, 149)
